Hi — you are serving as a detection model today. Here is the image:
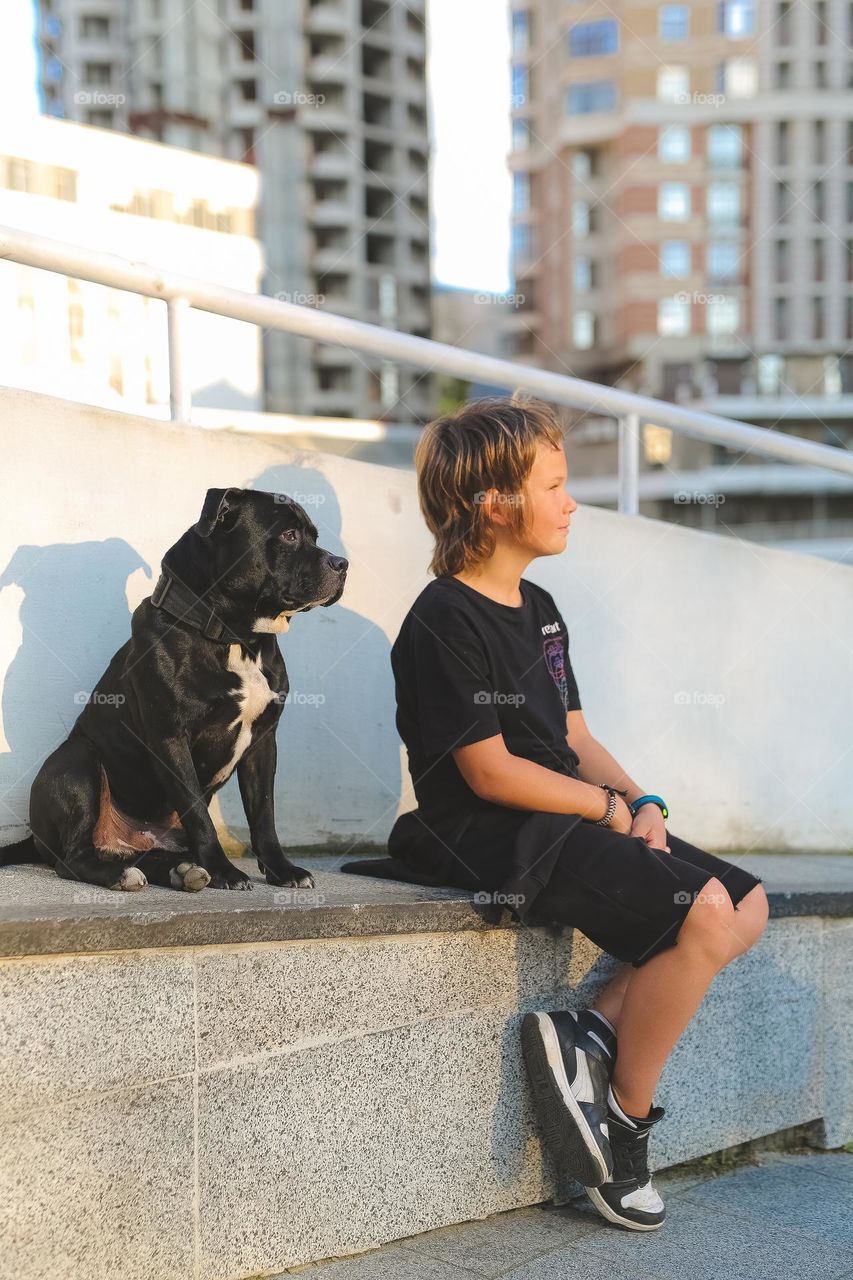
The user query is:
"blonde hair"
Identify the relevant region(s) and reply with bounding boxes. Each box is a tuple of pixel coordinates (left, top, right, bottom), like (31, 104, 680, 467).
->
(414, 393, 565, 578)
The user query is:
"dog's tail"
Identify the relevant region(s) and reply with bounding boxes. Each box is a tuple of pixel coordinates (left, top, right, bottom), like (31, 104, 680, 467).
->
(0, 834, 42, 866)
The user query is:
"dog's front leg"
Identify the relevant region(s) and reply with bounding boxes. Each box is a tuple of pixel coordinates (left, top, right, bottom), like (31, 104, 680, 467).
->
(145, 733, 252, 890)
(237, 734, 315, 889)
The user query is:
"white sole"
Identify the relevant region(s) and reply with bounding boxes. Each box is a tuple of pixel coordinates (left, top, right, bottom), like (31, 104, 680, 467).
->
(585, 1184, 664, 1231)
(526, 1012, 610, 1186)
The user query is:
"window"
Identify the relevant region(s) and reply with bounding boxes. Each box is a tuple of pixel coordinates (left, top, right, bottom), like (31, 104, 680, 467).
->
(574, 257, 593, 291)
(776, 120, 790, 165)
(813, 120, 826, 165)
(568, 19, 619, 56)
(776, 181, 793, 222)
(775, 61, 791, 89)
(707, 182, 740, 224)
(572, 150, 593, 181)
(708, 240, 739, 279)
(659, 125, 690, 162)
(716, 57, 757, 97)
(84, 61, 112, 84)
(812, 180, 825, 222)
(707, 296, 739, 334)
(512, 172, 530, 214)
(512, 119, 530, 150)
(774, 237, 790, 282)
(511, 63, 528, 103)
(573, 200, 590, 235)
(566, 81, 616, 114)
(659, 4, 689, 40)
(718, 0, 755, 36)
(658, 297, 691, 336)
(708, 123, 741, 168)
(757, 353, 783, 394)
(80, 15, 109, 37)
(657, 66, 689, 102)
(573, 311, 595, 348)
(661, 240, 690, 276)
(511, 223, 531, 260)
(511, 10, 529, 53)
(659, 181, 690, 220)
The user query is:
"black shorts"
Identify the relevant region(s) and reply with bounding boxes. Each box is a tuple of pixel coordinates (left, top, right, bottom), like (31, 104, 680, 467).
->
(524, 823, 764, 969)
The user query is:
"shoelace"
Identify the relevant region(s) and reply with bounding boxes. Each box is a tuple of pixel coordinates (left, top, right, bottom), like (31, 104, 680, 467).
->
(609, 1124, 651, 1184)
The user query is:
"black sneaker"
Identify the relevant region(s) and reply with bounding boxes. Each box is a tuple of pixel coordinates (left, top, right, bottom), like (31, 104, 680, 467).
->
(521, 1008, 616, 1187)
(584, 1085, 666, 1231)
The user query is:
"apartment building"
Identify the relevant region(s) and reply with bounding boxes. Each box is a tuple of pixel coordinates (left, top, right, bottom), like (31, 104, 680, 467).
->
(0, 114, 261, 416)
(509, 0, 853, 558)
(35, 0, 432, 423)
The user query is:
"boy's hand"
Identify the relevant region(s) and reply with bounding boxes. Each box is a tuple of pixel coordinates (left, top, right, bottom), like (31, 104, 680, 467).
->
(630, 803, 670, 852)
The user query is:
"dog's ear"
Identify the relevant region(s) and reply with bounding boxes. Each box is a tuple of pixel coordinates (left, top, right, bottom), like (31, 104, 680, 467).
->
(195, 488, 242, 538)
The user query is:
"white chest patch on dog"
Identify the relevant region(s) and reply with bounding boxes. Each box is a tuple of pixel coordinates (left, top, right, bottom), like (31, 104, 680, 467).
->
(210, 644, 277, 785)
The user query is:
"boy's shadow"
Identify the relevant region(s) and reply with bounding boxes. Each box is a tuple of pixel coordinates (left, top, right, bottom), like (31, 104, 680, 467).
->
(0, 540, 151, 830)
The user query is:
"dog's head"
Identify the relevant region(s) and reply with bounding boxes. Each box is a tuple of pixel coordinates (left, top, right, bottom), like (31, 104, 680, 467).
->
(166, 487, 347, 635)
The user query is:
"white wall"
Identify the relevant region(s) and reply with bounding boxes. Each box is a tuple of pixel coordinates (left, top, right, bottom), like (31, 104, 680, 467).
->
(1, 385, 851, 854)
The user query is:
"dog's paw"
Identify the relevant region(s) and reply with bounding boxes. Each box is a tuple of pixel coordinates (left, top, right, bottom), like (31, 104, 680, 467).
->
(111, 866, 148, 891)
(170, 861, 211, 892)
(264, 865, 315, 890)
(208, 866, 253, 890)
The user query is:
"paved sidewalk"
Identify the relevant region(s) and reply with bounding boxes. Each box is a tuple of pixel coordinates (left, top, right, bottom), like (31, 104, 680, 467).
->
(283, 1151, 853, 1279)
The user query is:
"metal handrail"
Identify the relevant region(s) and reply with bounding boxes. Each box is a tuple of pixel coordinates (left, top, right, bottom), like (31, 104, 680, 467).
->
(2, 223, 852, 515)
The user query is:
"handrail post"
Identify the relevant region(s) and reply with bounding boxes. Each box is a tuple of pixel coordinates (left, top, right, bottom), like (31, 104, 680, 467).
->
(167, 296, 191, 422)
(618, 412, 640, 515)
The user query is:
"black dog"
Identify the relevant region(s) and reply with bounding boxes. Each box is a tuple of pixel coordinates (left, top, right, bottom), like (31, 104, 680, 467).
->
(0, 487, 347, 892)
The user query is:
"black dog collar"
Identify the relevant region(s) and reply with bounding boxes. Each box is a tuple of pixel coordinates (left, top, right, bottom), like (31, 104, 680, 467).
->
(150, 572, 257, 646)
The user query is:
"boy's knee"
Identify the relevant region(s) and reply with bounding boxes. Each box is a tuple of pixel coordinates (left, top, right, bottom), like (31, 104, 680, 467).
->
(736, 882, 770, 944)
(680, 876, 737, 962)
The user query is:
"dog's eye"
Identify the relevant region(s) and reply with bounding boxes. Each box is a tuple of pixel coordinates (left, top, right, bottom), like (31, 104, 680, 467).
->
(279, 529, 299, 543)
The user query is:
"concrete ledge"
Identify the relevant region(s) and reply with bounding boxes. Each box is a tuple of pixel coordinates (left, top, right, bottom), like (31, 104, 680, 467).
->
(0, 851, 851, 957)
(0, 853, 850, 1280)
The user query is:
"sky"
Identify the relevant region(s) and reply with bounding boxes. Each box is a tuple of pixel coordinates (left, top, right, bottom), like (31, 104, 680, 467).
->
(0, 0, 511, 293)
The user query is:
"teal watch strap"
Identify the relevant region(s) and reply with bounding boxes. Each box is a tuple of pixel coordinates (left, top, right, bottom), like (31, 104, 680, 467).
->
(629, 793, 669, 819)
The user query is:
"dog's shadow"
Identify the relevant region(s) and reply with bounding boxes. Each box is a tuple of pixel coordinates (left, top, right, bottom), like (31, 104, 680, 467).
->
(0, 539, 152, 832)
(238, 464, 401, 853)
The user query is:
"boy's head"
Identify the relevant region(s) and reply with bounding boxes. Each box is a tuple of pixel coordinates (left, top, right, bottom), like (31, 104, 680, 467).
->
(414, 394, 575, 577)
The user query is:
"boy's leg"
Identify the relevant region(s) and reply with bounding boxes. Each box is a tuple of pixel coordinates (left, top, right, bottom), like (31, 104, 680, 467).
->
(609, 879, 769, 1117)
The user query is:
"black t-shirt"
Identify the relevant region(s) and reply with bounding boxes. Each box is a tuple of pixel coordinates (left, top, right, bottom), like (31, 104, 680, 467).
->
(391, 574, 583, 827)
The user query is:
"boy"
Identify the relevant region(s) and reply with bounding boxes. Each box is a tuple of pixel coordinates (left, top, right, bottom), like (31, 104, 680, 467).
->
(352, 395, 769, 1232)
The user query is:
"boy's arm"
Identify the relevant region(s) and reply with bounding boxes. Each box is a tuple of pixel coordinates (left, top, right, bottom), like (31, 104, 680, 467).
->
(567, 709, 648, 808)
(453, 734, 623, 827)
(567, 709, 670, 849)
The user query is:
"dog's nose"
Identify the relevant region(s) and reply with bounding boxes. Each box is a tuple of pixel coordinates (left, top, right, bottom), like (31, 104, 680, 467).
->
(327, 555, 348, 573)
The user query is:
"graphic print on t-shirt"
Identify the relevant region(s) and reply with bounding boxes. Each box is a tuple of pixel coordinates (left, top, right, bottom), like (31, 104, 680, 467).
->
(543, 633, 568, 711)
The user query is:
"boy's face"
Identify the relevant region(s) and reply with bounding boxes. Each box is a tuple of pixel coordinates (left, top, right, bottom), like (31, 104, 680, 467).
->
(514, 442, 577, 557)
